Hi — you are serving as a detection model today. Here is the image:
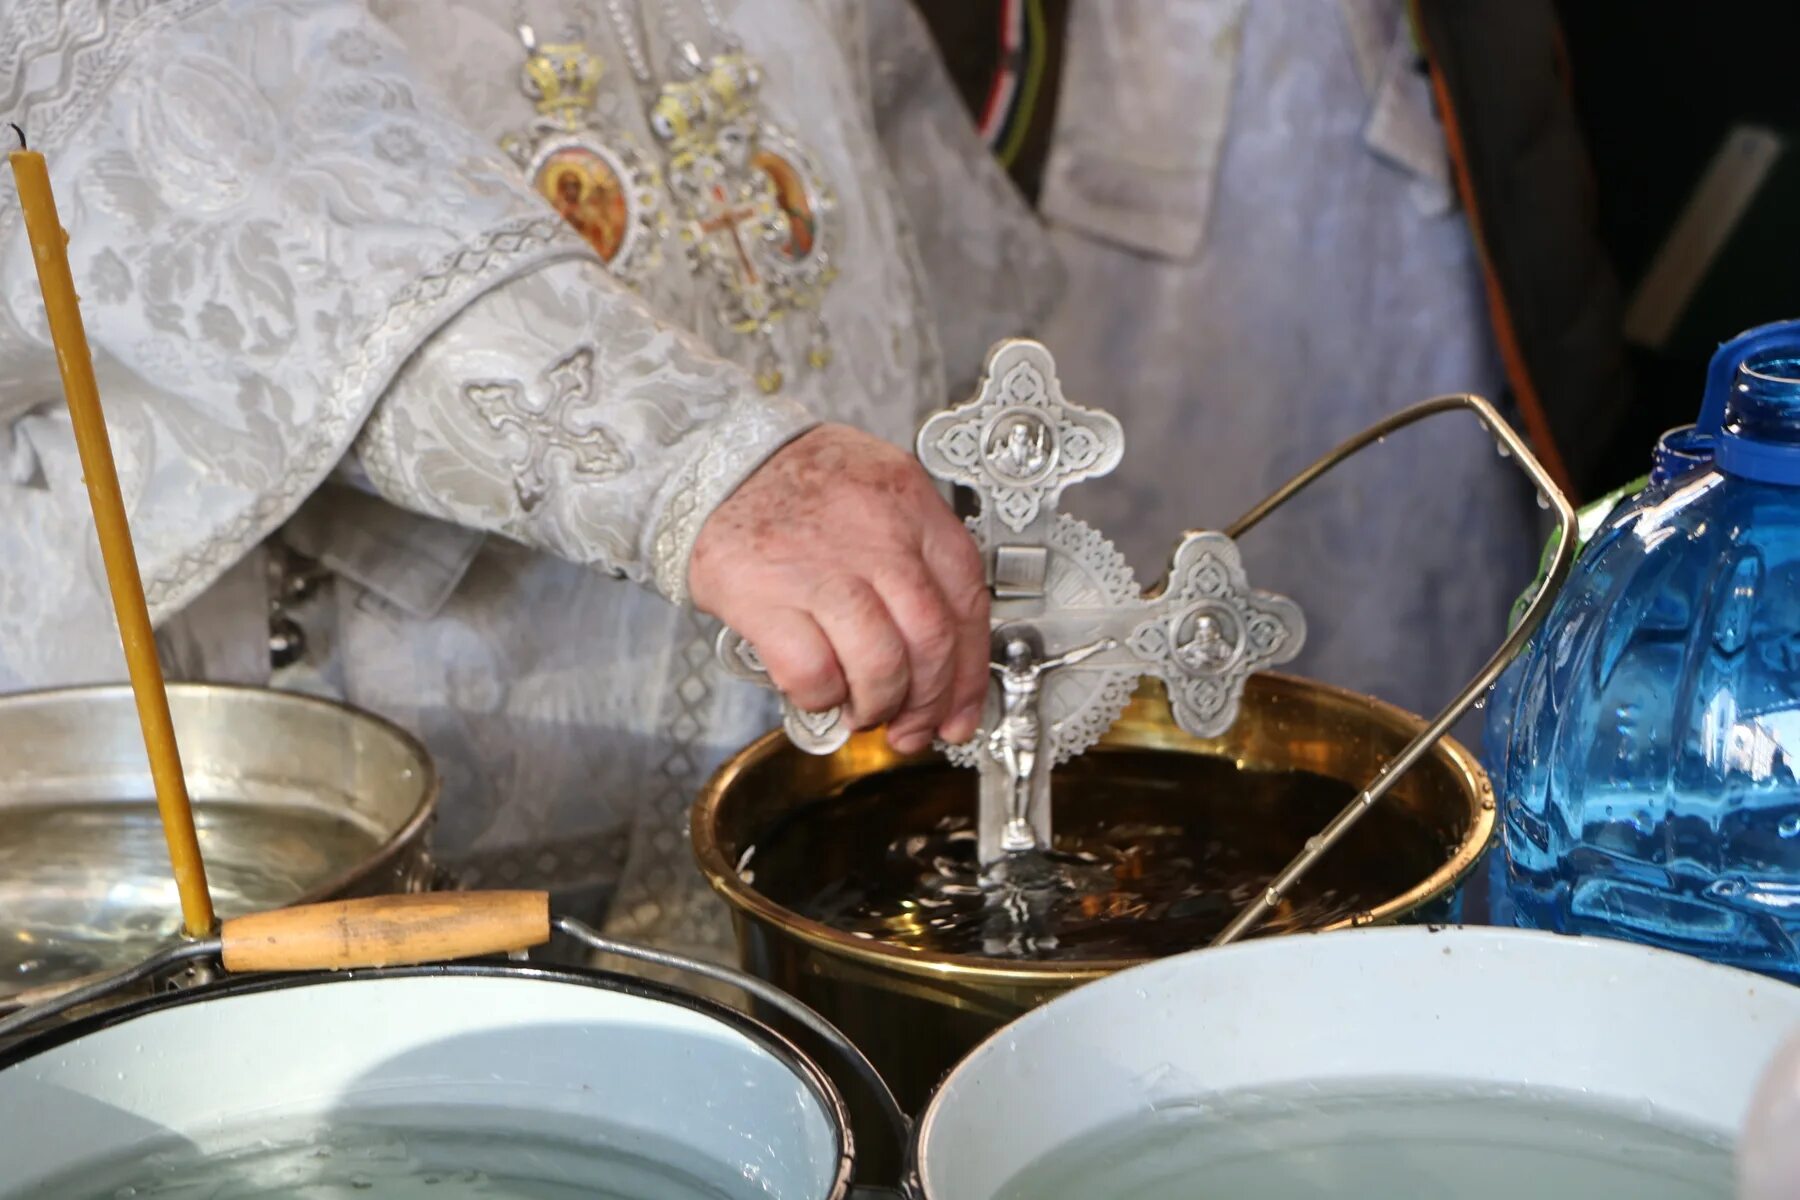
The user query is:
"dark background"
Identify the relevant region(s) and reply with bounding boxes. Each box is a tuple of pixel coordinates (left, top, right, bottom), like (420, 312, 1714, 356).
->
(1557, 0, 1800, 487)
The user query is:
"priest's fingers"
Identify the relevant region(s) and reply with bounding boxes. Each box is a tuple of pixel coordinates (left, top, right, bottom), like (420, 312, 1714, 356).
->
(922, 517, 990, 745)
(812, 575, 911, 730)
(687, 422, 983, 741)
(737, 607, 846, 715)
(878, 560, 962, 754)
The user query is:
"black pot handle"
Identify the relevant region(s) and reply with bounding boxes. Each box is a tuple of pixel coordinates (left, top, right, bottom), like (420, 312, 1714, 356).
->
(554, 917, 911, 1175)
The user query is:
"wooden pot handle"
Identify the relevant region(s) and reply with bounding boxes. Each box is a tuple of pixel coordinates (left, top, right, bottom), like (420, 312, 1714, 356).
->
(221, 891, 550, 973)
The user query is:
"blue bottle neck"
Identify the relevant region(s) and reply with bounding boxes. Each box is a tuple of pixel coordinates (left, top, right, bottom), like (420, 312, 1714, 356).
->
(1650, 425, 1712, 487)
(1716, 356, 1800, 486)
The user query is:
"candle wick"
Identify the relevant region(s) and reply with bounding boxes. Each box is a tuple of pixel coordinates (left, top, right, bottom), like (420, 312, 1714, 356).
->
(6, 123, 22, 151)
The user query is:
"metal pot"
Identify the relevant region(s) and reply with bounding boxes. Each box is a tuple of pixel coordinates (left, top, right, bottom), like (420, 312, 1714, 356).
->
(911, 925, 1800, 1199)
(0, 684, 437, 1011)
(693, 674, 1493, 1114)
(0, 964, 857, 1198)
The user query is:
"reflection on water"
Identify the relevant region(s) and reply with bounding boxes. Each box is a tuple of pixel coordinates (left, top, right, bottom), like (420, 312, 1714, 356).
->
(993, 1084, 1731, 1200)
(0, 801, 383, 990)
(23, 1116, 771, 1199)
(747, 750, 1454, 961)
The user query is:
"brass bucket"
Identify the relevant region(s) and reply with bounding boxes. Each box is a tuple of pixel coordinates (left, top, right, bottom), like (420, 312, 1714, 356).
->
(693, 673, 1493, 1115)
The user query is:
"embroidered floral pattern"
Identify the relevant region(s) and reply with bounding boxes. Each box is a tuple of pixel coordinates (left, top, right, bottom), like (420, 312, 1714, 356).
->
(0, 0, 1062, 964)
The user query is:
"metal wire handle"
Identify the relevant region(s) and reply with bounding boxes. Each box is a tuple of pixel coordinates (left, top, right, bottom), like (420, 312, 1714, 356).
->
(554, 917, 910, 1165)
(1210, 393, 1578, 945)
(0, 938, 220, 1038)
(0, 919, 910, 1176)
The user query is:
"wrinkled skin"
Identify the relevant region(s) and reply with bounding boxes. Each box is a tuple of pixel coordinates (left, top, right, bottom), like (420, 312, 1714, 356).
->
(690, 424, 990, 753)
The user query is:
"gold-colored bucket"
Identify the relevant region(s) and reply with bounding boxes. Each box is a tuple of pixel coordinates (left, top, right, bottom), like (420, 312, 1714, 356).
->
(694, 673, 1493, 1114)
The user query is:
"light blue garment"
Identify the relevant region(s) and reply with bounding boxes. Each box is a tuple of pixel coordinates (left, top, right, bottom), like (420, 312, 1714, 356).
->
(1039, 0, 1539, 723)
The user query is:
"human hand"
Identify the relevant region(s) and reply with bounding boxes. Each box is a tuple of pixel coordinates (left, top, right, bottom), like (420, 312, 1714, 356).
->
(690, 424, 990, 753)
(1741, 1030, 1800, 1200)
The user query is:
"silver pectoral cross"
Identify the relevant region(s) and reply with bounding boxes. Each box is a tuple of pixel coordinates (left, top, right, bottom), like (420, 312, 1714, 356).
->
(718, 339, 1305, 866)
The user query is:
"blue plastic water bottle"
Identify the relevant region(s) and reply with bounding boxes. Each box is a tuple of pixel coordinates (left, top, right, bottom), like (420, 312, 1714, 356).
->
(1488, 320, 1800, 979)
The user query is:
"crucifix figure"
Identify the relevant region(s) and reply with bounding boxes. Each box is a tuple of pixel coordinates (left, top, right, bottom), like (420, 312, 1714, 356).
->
(719, 338, 1305, 867)
(989, 633, 1115, 852)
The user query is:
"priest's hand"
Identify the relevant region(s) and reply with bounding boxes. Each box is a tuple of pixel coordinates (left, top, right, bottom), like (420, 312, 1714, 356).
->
(690, 424, 990, 754)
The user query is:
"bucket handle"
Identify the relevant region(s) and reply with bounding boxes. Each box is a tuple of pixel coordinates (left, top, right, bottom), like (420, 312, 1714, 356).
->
(553, 918, 911, 1173)
(1210, 393, 1578, 944)
(0, 897, 911, 1187)
(0, 937, 220, 1037)
(0, 891, 549, 1038)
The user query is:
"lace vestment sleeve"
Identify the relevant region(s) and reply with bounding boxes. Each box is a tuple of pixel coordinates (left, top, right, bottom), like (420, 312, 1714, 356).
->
(354, 258, 815, 603)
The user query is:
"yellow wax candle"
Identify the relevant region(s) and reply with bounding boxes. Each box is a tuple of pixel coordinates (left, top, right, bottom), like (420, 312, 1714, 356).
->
(9, 136, 216, 937)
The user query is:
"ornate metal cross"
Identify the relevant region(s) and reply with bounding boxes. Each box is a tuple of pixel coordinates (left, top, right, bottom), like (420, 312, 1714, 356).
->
(720, 339, 1305, 864)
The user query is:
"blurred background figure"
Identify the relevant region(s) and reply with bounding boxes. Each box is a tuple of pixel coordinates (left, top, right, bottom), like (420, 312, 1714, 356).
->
(915, 0, 1542, 721)
(914, 0, 1800, 722)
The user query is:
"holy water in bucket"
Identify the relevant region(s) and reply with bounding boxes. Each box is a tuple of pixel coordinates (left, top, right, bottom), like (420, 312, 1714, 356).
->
(990, 1083, 1732, 1200)
(19, 1113, 773, 1199)
(742, 748, 1450, 959)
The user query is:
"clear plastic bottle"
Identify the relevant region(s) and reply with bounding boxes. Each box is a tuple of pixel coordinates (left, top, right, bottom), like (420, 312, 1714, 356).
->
(1492, 323, 1800, 979)
(1477, 476, 1644, 925)
(1475, 353, 1732, 924)
(1481, 428, 1716, 817)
